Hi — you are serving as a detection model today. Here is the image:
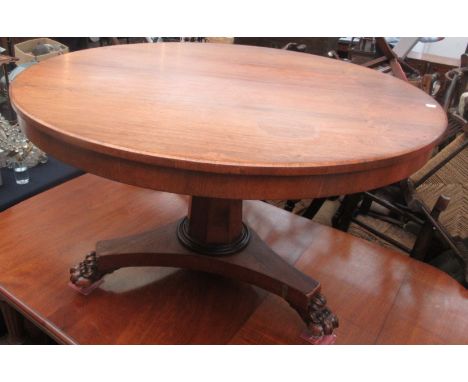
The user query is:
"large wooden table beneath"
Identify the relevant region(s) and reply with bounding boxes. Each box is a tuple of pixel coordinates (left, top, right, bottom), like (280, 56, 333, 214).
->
(1, 175, 468, 344)
(9, 43, 448, 343)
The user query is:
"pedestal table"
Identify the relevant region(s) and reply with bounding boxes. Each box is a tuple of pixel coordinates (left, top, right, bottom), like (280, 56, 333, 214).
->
(10, 43, 447, 341)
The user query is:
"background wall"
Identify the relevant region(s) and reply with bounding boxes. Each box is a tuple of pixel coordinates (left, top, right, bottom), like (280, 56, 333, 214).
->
(408, 37, 468, 65)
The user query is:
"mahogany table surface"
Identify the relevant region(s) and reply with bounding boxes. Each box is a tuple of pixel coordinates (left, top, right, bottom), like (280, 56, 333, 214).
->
(0, 174, 466, 345)
(10, 43, 447, 200)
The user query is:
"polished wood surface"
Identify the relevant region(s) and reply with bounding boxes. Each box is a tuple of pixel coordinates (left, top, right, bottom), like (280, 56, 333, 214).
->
(0, 175, 466, 344)
(11, 43, 447, 199)
(188, 197, 243, 245)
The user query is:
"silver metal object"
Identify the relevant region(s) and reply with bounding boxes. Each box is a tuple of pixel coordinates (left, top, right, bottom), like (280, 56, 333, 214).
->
(0, 113, 47, 168)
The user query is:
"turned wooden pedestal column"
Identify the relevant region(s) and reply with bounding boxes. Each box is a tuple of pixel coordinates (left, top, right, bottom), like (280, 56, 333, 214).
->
(188, 197, 243, 245)
(178, 197, 250, 255)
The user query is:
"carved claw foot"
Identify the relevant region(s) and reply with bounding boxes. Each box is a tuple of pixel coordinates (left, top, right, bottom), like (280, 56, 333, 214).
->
(293, 293, 339, 340)
(307, 293, 339, 337)
(69, 252, 103, 289)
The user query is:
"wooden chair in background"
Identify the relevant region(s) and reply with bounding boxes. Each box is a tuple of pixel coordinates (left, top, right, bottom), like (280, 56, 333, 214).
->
(332, 126, 467, 286)
(284, 45, 468, 286)
(359, 37, 409, 80)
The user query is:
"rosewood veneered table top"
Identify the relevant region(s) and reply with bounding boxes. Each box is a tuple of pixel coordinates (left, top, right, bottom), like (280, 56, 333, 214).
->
(10, 43, 447, 199)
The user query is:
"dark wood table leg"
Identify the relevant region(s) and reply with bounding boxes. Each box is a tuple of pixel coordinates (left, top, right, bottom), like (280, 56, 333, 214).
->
(0, 300, 25, 344)
(70, 196, 339, 338)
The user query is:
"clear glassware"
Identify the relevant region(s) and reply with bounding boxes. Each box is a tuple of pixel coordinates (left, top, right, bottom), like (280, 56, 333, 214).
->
(13, 161, 30, 185)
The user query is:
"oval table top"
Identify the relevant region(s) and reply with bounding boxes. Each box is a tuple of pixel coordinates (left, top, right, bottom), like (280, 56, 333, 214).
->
(11, 43, 447, 199)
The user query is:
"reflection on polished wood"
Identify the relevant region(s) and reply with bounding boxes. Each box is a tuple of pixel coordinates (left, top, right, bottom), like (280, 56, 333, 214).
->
(0, 175, 466, 344)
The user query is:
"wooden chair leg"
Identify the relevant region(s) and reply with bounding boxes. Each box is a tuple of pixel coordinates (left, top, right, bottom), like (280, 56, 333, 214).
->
(284, 199, 300, 212)
(301, 198, 327, 219)
(359, 193, 373, 215)
(0, 300, 25, 344)
(411, 195, 450, 261)
(332, 193, 362, 231)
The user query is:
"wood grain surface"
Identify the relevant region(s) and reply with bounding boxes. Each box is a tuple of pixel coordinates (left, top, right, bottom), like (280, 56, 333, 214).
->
(0, 174, 466, 344)
(10, 43, 447, 199)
